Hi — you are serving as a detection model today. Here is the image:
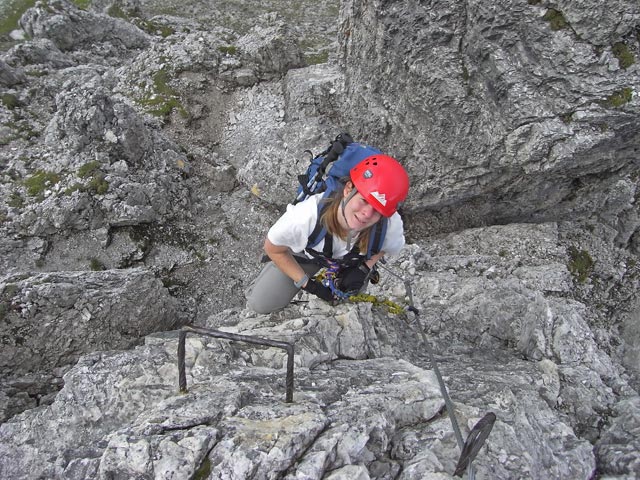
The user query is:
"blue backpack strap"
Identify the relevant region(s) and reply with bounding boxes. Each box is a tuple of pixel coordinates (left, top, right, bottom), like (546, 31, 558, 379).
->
(306, 223, 333, 259)
(306, 217, 326, 250)
(367, 217, 388, 259)
(306, 191, 333, 252)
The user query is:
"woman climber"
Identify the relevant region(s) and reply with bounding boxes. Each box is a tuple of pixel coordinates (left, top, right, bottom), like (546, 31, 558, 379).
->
(246, 154, 410, 314)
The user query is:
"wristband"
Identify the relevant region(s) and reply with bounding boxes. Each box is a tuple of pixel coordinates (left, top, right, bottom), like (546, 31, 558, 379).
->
(294, 274, 309, 289)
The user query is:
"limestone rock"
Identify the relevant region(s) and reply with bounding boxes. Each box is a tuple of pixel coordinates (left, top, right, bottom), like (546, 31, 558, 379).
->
(0, 59, 26, 86)
(44, 73, 153, 162)
(20, 0, 150, 52)
(0, 305, 598, 480)
(236, 13, 306, 82)
(595, 396, 640, 476)
(0, 268, 179, 421)
(337, 0, 640, 233)
(4, 38, 75, 70)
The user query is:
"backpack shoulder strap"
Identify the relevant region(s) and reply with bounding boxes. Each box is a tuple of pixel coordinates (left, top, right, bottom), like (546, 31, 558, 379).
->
(367, 217, 388, 259)
(306, 219, 326, 250)
(305, 227, 333, 267)
(306, 193, 332, 250)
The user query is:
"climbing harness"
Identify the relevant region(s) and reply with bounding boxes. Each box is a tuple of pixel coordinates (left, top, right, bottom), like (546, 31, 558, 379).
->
(320, 259, 352, 300)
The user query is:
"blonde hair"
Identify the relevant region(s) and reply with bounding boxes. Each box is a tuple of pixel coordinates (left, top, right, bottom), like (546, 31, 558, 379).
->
(319, 182, 374, 254)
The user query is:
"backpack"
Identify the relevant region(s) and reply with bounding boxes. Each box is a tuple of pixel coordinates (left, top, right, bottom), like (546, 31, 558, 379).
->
(294, 133, 388, 261)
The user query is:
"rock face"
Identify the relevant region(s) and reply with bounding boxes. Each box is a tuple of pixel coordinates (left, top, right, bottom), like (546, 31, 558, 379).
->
(0, 289, 595, 480)
(337, 0, 640, 233)
(0, 0, 640, 478)
(0, 59, 26, 86)
(20, 0, 150, 51)
(0, 268, 179, 421)
(1, 221, 638, 478)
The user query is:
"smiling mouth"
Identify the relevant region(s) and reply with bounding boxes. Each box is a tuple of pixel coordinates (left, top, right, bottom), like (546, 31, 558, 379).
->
(353, 215, 368, 227)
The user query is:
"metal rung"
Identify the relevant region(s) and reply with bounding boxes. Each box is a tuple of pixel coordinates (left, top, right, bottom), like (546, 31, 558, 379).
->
(177, 325, 295, 403)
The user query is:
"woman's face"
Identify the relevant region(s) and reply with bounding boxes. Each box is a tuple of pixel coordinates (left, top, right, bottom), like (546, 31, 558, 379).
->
(340, 183, 382, 231)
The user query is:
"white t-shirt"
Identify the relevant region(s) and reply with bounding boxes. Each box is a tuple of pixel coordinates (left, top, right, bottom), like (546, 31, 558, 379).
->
(267, 194, 405, 259)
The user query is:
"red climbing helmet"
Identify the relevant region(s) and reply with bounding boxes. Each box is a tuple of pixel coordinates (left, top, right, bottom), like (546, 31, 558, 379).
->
(350, 154, 410, 217)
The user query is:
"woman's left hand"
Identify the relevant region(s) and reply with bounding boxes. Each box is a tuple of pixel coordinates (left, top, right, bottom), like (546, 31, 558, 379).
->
(336, 264, 370, 293)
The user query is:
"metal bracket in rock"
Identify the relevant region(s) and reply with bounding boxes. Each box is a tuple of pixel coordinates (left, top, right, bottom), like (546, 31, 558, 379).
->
(177, 325, 295, 403)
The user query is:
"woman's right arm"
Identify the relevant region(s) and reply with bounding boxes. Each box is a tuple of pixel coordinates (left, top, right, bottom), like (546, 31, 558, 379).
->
(264, 238, 309, 288)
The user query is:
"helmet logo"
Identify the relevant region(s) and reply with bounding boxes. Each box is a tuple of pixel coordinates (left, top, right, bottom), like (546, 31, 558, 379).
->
(363, 169, 373, 179)
(371, 191, 387, 206)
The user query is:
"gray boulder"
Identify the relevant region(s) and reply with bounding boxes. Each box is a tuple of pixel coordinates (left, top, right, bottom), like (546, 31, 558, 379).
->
(44, 73, 152, 162)
(0, 59, 26, 87)
(20, 0, 150, 51)
(236, 13, 306, 82)
(4, 38, 76, 70)
(0, 268, 179, 421)
(595, 396, 640, 476)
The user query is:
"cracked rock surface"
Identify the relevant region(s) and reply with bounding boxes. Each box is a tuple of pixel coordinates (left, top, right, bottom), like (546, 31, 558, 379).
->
(1, 0, 640, 478)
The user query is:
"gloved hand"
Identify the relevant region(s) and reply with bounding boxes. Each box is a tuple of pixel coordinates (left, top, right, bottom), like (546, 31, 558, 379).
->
(336, 264, 370, 293)
(302, 279, 335, 302)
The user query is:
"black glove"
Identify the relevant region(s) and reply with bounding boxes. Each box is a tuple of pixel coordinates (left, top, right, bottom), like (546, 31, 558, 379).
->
(336, 264, 370, 293)
(302, 279, 335, 302)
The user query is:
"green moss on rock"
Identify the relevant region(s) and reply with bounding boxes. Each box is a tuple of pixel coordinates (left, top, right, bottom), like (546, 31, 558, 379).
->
(24, 170, 60, 197)
(88, 173, 109, 195)
(89, 258, 106, 271)
(612, 42, 635, 69)
(7, 191, 24, 208)
(305, 51, 329, 65)
(543, 8, 568, 31)
(0, 0, 37, 38)
(606, 87, 633, 108)
(77, 161, 109, 195)
(70, 0, 90, 10)
(107, 4, 128, 19)
(78, 160, 101, 178)
(138, 69, 188, 119)
(218, 45, 238, 55)
(193, 457, 212, 480)
(1, 93, 20, 109)
(568, 246, 594, 283)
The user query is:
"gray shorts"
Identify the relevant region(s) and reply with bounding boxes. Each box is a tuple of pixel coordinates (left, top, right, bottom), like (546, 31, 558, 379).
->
(245, 260, 321, 314)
